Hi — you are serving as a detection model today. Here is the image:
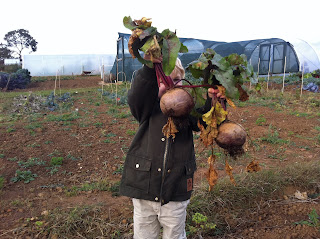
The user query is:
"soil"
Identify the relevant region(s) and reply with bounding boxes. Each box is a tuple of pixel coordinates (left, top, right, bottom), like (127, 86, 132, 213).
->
(0, 76, 320, 239)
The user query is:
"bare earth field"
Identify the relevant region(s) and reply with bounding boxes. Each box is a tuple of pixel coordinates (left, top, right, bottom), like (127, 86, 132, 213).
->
(0, 76, 319, 238)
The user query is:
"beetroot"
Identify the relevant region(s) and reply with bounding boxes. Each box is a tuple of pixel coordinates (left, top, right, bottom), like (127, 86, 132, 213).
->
(215, 121, 246, 157)
(160, 88, 195, 117)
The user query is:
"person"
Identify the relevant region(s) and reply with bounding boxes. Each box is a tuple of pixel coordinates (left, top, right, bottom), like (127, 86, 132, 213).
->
(119, 55, 222, 239)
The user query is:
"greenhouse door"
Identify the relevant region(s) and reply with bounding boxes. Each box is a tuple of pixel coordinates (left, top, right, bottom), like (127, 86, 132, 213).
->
(258, 44, 271, 75)
(259, 42, 288, 74)
(272, 43, 286, 74)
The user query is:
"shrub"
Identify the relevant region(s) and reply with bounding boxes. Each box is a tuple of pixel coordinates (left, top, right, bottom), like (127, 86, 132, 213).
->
(0, 72, 10, 88)
(0, 68, 31, 90)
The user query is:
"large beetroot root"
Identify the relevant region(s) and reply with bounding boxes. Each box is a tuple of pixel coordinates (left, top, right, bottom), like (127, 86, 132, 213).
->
(215, 121, 247, 157)
(160, 88, 195, 117)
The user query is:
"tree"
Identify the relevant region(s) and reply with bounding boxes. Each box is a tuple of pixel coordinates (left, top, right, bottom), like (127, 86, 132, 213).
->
(0, 43, 13, 63)
(4, 29, 38, 64)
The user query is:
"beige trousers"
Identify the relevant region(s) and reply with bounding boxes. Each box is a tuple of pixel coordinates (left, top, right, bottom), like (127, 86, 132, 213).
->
(132, 198, 190, 239)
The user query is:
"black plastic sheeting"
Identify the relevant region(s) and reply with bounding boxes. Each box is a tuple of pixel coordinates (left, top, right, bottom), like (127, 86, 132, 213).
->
(111, 33, 300, 81)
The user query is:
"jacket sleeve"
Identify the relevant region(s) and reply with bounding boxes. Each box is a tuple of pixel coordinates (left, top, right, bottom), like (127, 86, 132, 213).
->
(128, 65, 159, 123)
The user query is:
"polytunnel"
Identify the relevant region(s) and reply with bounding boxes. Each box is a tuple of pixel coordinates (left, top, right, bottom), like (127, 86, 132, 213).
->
(112, 33, 320, 81)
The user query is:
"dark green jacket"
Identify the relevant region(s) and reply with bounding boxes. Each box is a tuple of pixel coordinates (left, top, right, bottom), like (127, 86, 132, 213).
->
(119, 65, 208, 205)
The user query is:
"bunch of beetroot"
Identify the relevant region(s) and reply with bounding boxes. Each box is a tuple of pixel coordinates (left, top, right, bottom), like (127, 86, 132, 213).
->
(124, 16, 261, 190)
(124, 17, 258, 155)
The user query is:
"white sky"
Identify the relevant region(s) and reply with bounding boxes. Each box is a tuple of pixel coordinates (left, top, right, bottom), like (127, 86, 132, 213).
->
(1, 0, 320, 57)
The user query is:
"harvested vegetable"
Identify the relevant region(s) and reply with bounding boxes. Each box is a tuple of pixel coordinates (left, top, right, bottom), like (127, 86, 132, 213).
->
(215, 121, 247, 157)
(160, 88, 195, 117)
(187, 48, 259, 188)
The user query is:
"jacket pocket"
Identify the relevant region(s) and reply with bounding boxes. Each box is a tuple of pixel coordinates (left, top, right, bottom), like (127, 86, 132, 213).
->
(125, 155, 151, 193)
(176, 160, 197, 194)
(185, 160, 197, 176)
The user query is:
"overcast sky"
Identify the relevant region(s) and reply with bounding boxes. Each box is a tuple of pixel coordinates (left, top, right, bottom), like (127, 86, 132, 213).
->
(1, 0, 319, 57)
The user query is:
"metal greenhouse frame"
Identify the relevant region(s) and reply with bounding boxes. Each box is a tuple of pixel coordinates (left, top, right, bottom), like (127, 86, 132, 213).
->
(112, 33, 319, 80)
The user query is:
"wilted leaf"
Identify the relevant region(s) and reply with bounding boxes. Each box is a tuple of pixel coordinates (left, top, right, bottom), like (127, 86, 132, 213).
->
(134, 17, 152, 29)
(123, 16, 136, 30)
(162, 117, 179, 139)
(141, 35, 161, 61)
(226, 97, 236, 108)
(197, 120, 218, 147)
(129, 34, 153, 68)
(214, 102, 228, 125)
(202, 106, 215, 126)
(225, 160, 236, 186)
(206, 155, 218, 191)
(236, 83, 249, 102)
(246, 160, 261, 173)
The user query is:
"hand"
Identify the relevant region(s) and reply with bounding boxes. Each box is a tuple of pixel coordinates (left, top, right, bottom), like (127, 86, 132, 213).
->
(208, 88, 226, 99)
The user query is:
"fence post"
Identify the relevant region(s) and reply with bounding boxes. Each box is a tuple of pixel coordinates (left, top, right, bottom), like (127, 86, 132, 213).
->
(281, 56, 287, 94)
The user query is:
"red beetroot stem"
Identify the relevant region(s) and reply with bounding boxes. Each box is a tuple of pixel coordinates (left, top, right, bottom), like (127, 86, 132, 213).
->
(154, 63, 174, 89)
(154, 63, 218, 90)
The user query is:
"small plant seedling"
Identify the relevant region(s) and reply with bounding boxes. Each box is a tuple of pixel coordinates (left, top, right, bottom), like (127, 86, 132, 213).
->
(255, 114, 267, 126)
(93, 122, 103, 128)
(51, 157, 63, 166)
(7, 157, 18, 162)
(126, 129, 136, 136)
(188, 212, 216, 236)
(18, 157, 45, 168)
(0, 176, 5, 190)
(11, 170, 37, 183)
(295, 209, 320, 230)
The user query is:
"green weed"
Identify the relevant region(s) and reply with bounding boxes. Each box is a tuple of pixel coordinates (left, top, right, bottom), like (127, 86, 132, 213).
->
(26, 143, 41, 148)
(18, 157, 45, 168)
(24, 122, 43, 130)
(0, 176, 4, 190)
(295, 209, 320, 231)
(255, 114, 267, 126)
(6, 127, 15, 133)
(261, 125, 289, 145)
(11, 170, 37, 183)
(51, 157, 63, 166)
(93, 122, 103, 128)
(7, 157, 18, 162)
(187, 212, 216, 237)
(46, 112, 80, 122)
(126, 129, 136, 136)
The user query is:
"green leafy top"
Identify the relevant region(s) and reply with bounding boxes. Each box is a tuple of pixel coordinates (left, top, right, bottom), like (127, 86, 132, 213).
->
(187, 48, 257, 100)
(123, 16, 188, 76)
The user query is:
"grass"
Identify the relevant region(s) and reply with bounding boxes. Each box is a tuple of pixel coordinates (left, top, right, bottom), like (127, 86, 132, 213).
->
(187, 160, 320, 235)
(64, 179, 120, 197)
(19, 204, 131, 238)
(12, 161, 320, 238)
(260, 125, 289, 145)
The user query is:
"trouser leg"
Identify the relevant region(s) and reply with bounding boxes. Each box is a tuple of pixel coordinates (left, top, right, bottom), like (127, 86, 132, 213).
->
(132, 198, 160, 239)
(158, 200, 190, 239)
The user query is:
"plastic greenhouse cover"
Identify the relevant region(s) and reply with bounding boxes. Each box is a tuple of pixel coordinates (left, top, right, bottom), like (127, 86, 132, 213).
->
(23, 54, 116, 76)
(288, 38, 320, 72)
